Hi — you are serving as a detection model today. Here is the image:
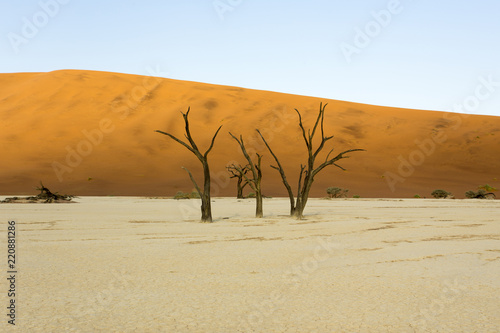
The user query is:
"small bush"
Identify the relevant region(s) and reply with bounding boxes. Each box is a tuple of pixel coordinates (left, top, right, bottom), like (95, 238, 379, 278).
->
(414, 194, 421, 198)
(478, 184, 497, 192)
(352, 195, 361, 198)
(173, 190, 200, 199)
(326, 187, 349, 198)
(465, 189, 496, 199)
(431, 189, 451, 199)
(173, 191, 189, 199)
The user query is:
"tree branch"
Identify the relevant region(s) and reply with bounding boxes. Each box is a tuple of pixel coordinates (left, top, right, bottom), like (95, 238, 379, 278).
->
(227, 164, 250, 178)
(155, 130, 197, 156)
(235, 164, 257, 191)
(204, 125, 223, 158)
(313, 135, 334, 159)
(181, 166, 202, 197)
(312, 148, 365, 178)
(310, 102, 326, 143)
(297, 164, 306, 199)
(181, 107, 200, 154)
(229, 132, 258, 178)
(295, 109, 310, 149)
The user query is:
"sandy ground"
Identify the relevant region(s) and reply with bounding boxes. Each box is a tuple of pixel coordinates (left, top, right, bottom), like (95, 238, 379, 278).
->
(1, 197, 499, 332)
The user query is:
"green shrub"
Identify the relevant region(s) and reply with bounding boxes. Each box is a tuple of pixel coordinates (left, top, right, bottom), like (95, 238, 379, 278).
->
(431, 189, 451, 199)
(479, 184, 497, 192)
(414, 194, 421, 198)
(352, 195, 361, 198)
(465, 189, 496, 199)
(173, 191, 189, 199)
(326, 187, 349, 198)
(174, 190, 200, 199)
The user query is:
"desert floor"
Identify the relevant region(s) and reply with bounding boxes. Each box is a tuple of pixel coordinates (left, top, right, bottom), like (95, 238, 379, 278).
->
(1, 197, 500, 332)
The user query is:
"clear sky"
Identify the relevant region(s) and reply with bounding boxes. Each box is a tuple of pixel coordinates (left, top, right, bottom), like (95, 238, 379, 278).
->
(1, 0, 500, 116)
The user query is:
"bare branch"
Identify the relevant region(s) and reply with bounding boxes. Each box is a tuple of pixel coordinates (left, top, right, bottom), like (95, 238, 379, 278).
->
(295, 109, 310, 149)
(181, 107, 200, 153)
(320, 103, 328, 142)
(312, 148, 365, 178)
(310, 102, 326, 142)
(233, 163, 257, 191)
(181, 166, 202, 197)
(204, 125, 223, 158)
(229, 132, 258, 179)
(227, 164, 250, 178)
(332, 163, 346, 171)
(155, 130, 196, 155)
(297, 164, 306, 200)
(256, 129, 295, 208)
(313, 135, 334, 159)
(227, 167, 238, 178)
(324, 148, 335, 163)
(257, 129, 287, 176)
(228, 132, 242, 145)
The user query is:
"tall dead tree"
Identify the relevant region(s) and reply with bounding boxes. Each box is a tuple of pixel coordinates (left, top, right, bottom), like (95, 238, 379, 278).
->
(156, 107, 222, 222)
(258, 103, 364, 219)
(229, 133, 263, 218)
(227, 163, 250, 199)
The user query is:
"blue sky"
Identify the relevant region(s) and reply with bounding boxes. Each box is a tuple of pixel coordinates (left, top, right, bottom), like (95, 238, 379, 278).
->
(1, 0, 500, 116)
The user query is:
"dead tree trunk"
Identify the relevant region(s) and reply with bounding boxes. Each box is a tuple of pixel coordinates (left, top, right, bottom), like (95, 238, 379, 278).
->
(257, 129, 296, 216)
(35, 182, 73, 202)
(156, 107, 222, 222)
(227, 164, 250, 199)
(258, 103, 364, 219)
(229, 133, 263, 218)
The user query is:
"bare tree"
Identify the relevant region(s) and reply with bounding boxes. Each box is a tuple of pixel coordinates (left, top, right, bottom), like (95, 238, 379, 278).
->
(156, 107, 222, 222)
(258, 103, 364, 219)
(229, 133, 264, 218)
(227, 163, 250, 199)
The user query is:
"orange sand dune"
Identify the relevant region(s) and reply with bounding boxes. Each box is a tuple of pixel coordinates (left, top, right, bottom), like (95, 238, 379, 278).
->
(1, 70, 499, 198)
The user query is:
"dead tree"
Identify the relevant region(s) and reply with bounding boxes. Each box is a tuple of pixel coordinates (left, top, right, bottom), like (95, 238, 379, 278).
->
(1, 182, 74, 203)
(229, 133, 263, 218)
(35, 181, 73, 202)
(258, 103, 364, 219)
(156, 107, 222, 222)
(227, 164, 250, 199)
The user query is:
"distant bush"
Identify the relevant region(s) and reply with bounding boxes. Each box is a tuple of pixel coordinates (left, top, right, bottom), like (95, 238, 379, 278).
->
(173, 190, 200, 199)
(414, 194, 421, 198)
(326, 187, 349, 198)
(352, 195, 361, 198)
(246, 192, 256, 198)
(478, 184, 497, 192)
(465, 189, 496, 199)
(431, 189, 451, 199)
